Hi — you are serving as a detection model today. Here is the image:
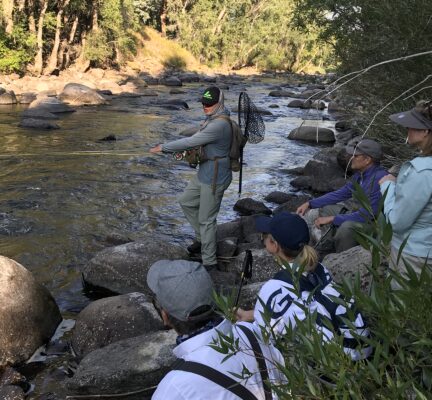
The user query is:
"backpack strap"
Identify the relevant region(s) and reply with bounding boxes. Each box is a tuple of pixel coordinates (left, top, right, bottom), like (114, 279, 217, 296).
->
(237, 325, 273, 400)
(172, 359, 259, 400)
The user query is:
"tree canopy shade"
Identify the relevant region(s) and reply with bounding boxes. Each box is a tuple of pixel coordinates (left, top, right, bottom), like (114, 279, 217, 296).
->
(0, 0, 330, 74)
(292, 0, 432, 156)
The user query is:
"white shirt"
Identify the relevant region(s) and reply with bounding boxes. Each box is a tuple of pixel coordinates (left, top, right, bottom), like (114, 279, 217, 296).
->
(152, 319, 286, 399)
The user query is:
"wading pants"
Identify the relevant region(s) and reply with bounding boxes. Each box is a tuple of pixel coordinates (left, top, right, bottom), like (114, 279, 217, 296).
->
(305, 204, 363, 253)
(178, 175, 231, 265)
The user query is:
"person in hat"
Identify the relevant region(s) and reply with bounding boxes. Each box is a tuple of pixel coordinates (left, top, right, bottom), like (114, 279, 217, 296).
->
(236, 212, 372, 361)
(150, 87, 232, 271)
(379, 100, 432, 287)
(147, 259, 286, 399)
(296, 138, 388, 252)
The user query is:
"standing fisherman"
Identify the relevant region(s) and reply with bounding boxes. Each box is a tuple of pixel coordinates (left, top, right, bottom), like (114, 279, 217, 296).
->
(150, 87, 232, 271)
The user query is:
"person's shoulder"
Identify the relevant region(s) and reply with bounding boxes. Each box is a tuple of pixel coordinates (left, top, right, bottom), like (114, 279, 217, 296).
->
(152, 371, 186, 399)
(409, 156, 432, 172)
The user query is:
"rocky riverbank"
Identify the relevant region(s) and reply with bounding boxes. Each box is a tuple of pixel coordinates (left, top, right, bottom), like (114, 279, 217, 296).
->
(0, 70, 376, 399)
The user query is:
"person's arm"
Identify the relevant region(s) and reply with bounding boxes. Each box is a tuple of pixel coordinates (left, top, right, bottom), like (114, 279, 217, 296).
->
(380, 166, 431, 233)
(309, 180, 353, 209)
(161, 119, 226, 153)
(235, 308, 254, 322)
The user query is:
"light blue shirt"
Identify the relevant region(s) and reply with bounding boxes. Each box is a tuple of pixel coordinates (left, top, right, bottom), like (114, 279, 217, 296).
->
(380, 156, 432, 258)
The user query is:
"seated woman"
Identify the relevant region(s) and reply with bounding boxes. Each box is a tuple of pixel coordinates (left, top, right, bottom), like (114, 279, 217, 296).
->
(379, 100, 432, 288)
(236, 212, 372, 361)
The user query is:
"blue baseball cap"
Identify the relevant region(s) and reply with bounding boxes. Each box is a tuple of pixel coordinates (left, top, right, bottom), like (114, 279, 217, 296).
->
(255, 212, 310, 250)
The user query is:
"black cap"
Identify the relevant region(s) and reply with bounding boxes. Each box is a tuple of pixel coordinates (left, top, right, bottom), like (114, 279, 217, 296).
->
(255, 212, 310, 251)
(201, 86, 220, 106)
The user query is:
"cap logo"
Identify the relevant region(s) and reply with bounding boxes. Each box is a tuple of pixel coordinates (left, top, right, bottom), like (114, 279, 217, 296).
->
(203, 91, 213, 100)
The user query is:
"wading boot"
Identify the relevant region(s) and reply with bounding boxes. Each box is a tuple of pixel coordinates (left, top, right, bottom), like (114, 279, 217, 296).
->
(187, 240, 202, 255)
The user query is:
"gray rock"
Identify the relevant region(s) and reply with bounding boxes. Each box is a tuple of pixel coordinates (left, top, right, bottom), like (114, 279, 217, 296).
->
(203, 76, 217, 83)
(217, 220, 241, 241)
(19, 118, 60, 129)
(29, 97, 75, 113)
(216, 237, 238, 258)
(81, 240, 188, 295)
(236, 282, 264, 310)
(178, 73, 200, 83)
(0, 385, 25, 400)
(234, 198, 271, 216)
(17, 92, 37, 104)
(21, 109, 59, 120)
(303, 160, 346, 193)
(336, 129, 358, 145)
(155, 99, 189, 109)
(67, 331, 177, 397)
(179, 125, 200, 137)
(59, 83, 107, 106)
(0, 91, 17, 105)
(268, 104, 279, 108)
(0, 256, 62, 366)
(169, 88, 186, 94)
(273, 194, 311, 214)
(335, 120, 352, 131)
(287, 99, 304, 108)
(229, 249, 278, 283)
(71, 293, 163, 358)
(322, 246, 373, 293)
(281, 166, 304, 175)
(231, 105, 272, 116)
(288, 126, 335, 143)
(264, 191, 293, 204)
(328, 101, 344, 113)
(291, 176, 312, 190)
(268, 90, 297, 97)
(161, 77, 182, 87)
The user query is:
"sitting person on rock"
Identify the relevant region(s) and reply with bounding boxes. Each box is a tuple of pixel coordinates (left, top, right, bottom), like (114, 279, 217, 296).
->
(296, 138, 387, 252)
(147, 259, 286, 399)
(236, 212, 372, 361)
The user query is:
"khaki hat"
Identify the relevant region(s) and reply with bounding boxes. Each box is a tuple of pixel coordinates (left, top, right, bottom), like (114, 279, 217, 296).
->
(389, 108, 432, 130)
(147, 260, 214, 321)
(346, 138, 383, 160)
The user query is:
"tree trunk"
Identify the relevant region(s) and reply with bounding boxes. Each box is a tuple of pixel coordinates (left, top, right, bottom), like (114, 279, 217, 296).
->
(43, 0, 70, 75)
(33, 0, 48, 75)
(2, 0, 14, 34)
(160, 0, 167, 36)
(27, 0, 36, 33)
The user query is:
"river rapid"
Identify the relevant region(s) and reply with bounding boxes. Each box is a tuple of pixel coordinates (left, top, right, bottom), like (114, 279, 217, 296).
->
(0, 78, 329, 397)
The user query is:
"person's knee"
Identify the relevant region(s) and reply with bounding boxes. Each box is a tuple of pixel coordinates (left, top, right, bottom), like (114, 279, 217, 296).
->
(334, 221, 360, 251)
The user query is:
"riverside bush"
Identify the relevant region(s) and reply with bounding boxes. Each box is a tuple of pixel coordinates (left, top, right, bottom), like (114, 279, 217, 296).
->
(213, 185, 432, 398)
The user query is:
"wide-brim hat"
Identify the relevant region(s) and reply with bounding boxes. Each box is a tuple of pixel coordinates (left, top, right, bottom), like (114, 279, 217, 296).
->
(389, 108, 432, 130)
(147, 260, 214, 322)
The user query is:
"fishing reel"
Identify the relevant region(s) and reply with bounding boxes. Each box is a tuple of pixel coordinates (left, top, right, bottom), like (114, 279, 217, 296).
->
(173, 151, 186, 161)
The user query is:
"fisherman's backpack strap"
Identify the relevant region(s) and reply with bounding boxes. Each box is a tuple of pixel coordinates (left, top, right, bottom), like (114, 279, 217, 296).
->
(172, 359, 259, 400)
(237, 325, 273, 400)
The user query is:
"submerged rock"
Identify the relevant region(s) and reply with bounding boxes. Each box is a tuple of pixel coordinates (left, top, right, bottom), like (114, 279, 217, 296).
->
(18, 118, 60, 130)
(29, 97, 76, 113)
(0, 256, 61, 366)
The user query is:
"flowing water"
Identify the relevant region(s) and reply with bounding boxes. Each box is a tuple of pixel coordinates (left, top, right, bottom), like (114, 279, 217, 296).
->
(0, 79, 331, 397)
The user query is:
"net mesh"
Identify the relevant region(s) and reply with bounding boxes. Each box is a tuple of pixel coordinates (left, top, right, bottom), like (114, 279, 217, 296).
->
(238, 92, 265, 144)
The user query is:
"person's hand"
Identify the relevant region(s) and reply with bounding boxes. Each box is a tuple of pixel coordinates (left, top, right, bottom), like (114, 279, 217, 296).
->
(235, 308, 254, 322)
(379, 174, 396, 185)
(150, 144, 162, 153)
(296, 201, 310, 216)
(314, 215, 334, 228)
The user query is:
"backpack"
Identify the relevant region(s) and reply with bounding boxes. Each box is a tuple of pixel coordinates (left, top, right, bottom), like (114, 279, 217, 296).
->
(214, 115, 247, 172)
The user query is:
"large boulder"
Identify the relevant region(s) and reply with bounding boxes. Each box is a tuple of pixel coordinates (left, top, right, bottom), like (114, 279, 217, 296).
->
(81, 239, 188, 295)
(160, 77, 182, 87)
(0, 256, 62, 366)
(264, 191, 293, 205)
(322, 246, 373, 293)
(59, 83, 107, 106)
(302, 159, 346, 193)
(288, 126, 335, 143)
(273, 194, 311, 214)
(0, 90, 17, 105)
(29, 97, 76, 113)
(71, 293, 163, 358)
(67, 331, 177, 397)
